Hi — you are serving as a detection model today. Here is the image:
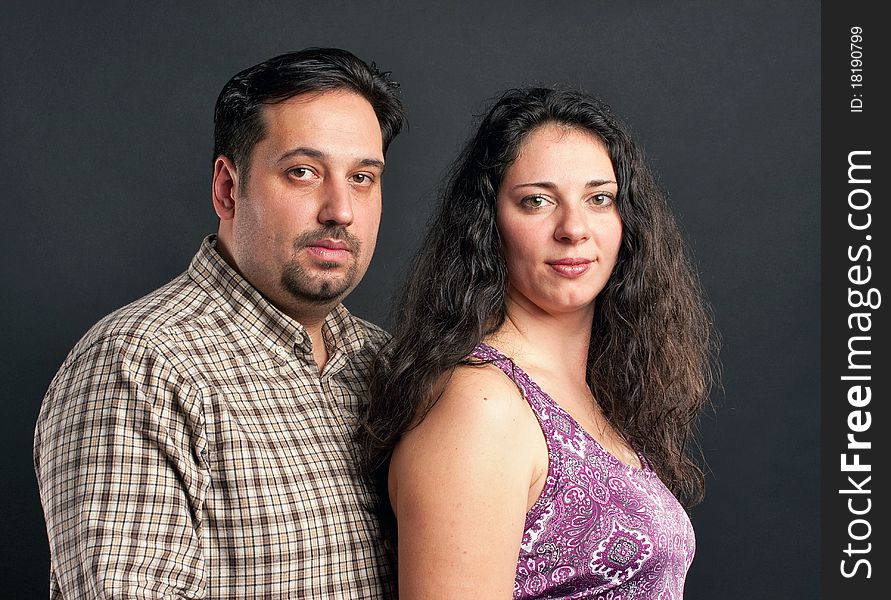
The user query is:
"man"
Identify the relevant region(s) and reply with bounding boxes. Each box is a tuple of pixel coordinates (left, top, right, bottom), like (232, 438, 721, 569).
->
(33, 48, 405, 599)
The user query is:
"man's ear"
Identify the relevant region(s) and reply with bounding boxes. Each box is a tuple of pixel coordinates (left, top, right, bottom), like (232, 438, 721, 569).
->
(212, 156, 240, 220)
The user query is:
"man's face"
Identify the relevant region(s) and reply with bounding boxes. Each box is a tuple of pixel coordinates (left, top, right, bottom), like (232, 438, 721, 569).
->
(221, 91, 384, 318)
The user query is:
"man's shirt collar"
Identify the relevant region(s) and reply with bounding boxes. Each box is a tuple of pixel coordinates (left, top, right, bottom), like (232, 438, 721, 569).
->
(188, 235, 368, 357)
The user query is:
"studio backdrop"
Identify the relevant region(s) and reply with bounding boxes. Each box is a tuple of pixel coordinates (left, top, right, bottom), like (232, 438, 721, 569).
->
(2, 2, 820, 597)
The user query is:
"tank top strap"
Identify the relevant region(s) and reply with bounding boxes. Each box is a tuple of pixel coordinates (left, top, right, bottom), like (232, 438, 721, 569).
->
(469, 343, 551, 416)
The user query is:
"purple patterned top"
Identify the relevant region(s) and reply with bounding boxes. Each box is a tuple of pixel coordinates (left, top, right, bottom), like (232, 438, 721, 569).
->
(471, 344, 695, 599)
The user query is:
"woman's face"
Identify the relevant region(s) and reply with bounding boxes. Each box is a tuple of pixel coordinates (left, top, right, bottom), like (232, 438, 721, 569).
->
(496, 123, 622, 318)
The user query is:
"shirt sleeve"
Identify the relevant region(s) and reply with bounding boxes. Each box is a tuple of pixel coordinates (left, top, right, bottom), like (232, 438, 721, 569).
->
(34, 333, 210, 599)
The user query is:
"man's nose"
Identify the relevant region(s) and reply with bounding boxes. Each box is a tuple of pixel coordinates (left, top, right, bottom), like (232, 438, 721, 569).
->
(318, 179, 354, 226)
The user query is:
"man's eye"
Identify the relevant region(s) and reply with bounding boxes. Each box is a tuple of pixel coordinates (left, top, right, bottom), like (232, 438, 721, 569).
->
(288, 167, 313, 179)
(351, 173, 373, 184)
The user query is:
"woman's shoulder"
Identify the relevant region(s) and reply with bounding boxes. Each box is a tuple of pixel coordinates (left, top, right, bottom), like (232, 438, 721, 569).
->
(435, 362, 527, 421)
(391, 361, 543, 498)
(396, 360, 533, 453)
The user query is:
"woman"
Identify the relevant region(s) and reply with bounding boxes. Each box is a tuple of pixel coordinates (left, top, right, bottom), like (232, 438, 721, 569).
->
(359, 87, 718, 598)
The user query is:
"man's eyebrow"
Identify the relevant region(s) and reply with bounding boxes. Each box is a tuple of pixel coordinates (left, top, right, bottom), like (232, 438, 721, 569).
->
(276, 147, 385, 171)
(277, 147, 326, 163)
(358, 158, 386, 171)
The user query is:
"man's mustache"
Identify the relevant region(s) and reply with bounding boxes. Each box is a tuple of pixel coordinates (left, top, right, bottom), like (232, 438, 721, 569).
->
(294, 226, 361, 253)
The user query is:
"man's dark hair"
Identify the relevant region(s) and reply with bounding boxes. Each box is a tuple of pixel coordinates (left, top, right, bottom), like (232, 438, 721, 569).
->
(213, 47, 406, 172)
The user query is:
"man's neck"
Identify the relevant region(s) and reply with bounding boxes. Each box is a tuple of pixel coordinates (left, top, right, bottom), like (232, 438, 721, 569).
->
(213, 232, 339, 371)
(301, 319, 331, 372)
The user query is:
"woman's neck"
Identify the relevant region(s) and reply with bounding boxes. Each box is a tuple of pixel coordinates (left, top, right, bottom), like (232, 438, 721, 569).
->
(488, 294, 593, 381)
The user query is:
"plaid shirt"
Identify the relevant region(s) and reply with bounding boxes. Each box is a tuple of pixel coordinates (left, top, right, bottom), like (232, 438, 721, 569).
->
(34, 235, 395, 599)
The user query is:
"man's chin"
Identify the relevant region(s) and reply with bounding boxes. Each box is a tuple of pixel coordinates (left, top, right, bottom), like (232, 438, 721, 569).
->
(282, 273, 355, 305)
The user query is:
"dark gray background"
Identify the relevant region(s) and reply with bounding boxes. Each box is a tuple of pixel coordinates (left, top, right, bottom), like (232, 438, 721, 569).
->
(2, 2, 820, 597)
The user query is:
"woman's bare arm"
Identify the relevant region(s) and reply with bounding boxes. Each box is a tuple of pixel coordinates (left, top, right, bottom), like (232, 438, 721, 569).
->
(389, 365, 545, 599)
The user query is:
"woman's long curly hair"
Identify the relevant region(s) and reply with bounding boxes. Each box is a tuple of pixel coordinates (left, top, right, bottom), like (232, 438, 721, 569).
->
(358, 86, 718, 508)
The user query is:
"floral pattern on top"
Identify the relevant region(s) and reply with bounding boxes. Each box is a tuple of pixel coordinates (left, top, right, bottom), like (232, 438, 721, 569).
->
(471, 343, 695, 600)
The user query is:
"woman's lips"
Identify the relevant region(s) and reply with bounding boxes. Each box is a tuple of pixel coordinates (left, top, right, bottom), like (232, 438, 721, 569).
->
(547, 258, 592, 278)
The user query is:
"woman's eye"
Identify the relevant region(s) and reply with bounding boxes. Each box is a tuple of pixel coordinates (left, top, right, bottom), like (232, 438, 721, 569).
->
(591, 193, 614, 206)
(521, 195, 548, 209)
